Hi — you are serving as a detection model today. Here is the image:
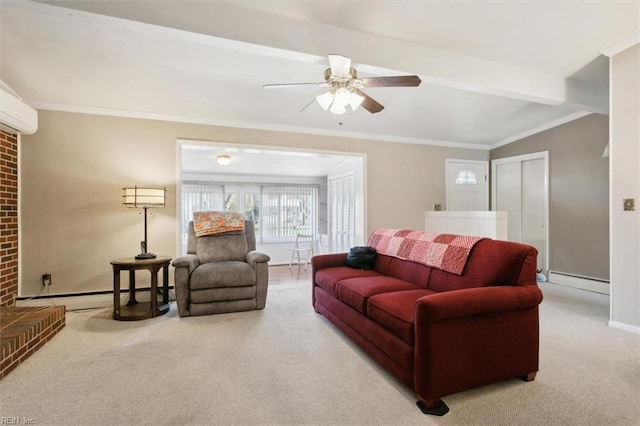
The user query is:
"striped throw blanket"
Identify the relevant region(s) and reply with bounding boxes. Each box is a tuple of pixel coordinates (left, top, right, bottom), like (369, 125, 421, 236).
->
(193, 211, 244, 237)
(367, 228, 485, 275)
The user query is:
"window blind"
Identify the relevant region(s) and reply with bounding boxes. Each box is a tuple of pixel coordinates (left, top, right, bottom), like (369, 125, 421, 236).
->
(181, 183, 224, 251)
(328, 174, 355, 252)
(260, 186, 318, 243)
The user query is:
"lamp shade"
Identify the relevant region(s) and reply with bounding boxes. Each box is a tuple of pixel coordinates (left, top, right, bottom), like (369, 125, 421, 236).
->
(329, 102, 347, 115)
(122, 186, 166, 208)
(316, 91, 334, 111)
(333, 88, 351, 107)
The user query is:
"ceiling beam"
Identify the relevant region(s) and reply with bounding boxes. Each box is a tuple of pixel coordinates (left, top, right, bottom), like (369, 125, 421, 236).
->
(40, 0, 608, 114)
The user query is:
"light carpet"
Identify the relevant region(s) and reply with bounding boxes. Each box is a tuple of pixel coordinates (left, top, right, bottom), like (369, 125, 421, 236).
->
(1, 281, 639, 425)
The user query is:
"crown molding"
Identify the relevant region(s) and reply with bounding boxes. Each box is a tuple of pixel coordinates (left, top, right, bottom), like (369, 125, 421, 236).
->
(32, 102, 593, 153)
(490, 111, 592, 150)
(30, 102, 491, 150)
(602, 33, 640, 57)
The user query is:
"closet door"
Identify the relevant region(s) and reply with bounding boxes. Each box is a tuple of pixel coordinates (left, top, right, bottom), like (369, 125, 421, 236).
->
(495, 161, 522, 241)
(492, 152, 548, 272)
(521, 158, 546, 270)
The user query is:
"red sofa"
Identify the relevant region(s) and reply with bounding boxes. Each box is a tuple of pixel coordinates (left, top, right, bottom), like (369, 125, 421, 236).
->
(311, 230, 543, 415)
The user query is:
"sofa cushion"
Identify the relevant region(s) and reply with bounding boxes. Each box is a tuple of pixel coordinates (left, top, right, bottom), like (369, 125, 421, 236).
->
(387, 257, 432, 288)
(315, 266, 380, 297)
(190, 261, 255, 290)
(335, 276, 421, 314)
(426, 239, 538, 292)
(373, 254, 393, 275)
(368, 289, 436, 346)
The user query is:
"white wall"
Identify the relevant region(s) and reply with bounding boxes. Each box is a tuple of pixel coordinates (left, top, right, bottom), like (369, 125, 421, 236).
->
(608, 42, 640, 333)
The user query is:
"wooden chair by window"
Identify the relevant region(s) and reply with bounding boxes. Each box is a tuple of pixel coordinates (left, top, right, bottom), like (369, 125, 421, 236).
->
(289, 234, 315, 270)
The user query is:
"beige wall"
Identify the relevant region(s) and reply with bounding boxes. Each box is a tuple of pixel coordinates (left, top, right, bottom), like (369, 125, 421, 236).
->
(20, 110, 487, 296)
(491, 113, 609, 280)
(609, 43, 640, 330)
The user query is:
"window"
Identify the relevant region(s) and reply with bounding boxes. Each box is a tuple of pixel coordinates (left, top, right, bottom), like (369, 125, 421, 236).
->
(181, 183, 317, 251)
(328, 174, 355, 252)
(181, 183, 224, 251)
(261, 186, 318, 243)
(455, 170, 478, 185)
(224, 185, 260, 236)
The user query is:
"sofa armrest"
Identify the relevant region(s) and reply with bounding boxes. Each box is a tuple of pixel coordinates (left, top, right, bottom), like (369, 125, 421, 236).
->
(171, 254, 199, 274)
(247, 250, 270, 268)
(416, 284, 543, 321)
(311, 252, 348, 271)
(413, 284, 543, 404)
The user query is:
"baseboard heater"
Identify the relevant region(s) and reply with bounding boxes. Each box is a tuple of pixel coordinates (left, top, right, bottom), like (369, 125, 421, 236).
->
(17, 287, 175, 311)
(547, 270, 610, 295)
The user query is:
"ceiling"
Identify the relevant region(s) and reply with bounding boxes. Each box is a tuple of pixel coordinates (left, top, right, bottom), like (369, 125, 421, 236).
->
(1, 0, 638, 175)
(180, 143, 356, 177)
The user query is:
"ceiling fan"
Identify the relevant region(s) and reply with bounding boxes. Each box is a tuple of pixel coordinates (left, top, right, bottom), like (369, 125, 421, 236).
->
(263, 54, 421, 115)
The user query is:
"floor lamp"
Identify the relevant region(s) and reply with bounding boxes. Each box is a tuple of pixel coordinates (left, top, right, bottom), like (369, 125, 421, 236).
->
(122, 186, 167, 259)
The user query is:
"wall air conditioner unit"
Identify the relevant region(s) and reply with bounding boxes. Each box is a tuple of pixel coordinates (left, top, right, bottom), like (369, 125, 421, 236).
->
(0, 86, 38, 135)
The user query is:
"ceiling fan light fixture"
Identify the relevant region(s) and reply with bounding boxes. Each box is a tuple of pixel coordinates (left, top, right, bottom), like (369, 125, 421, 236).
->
(329, 102, 347, 115)
(265, 54, 421, 115)
(316, 91, 334, 111)
(349, 92, 365, 111)
(333, 87, 351, 108)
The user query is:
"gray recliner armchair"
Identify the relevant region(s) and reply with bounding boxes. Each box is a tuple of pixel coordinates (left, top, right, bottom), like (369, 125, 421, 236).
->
(172, 220, 270, 317)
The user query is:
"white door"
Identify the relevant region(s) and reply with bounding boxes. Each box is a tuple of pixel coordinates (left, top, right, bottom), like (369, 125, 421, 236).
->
(446, 159, 489, 210)
(521, 159, 546, 270)
(492, 152, 548, 272)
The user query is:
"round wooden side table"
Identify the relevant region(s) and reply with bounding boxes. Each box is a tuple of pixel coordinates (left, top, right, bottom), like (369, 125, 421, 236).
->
(110, 256, 172, 321)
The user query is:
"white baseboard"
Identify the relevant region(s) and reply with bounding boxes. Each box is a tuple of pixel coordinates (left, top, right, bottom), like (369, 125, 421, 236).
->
(608, 320, 640, 335)
(548, 271, 610, 295)
(17, 289, 176, 311)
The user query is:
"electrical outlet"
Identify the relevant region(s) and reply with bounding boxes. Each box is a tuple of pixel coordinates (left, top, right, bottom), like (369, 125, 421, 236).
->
(42, 273, 52, 286)
(623, 198, 635, 211)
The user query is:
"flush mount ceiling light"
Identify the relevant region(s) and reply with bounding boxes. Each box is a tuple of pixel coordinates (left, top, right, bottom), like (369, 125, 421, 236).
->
(217, 154, 231, 166)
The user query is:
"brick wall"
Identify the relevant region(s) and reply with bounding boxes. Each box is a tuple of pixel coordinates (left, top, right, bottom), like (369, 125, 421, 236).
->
(0, 130, 18, 307)
(0, 130, 67, 379)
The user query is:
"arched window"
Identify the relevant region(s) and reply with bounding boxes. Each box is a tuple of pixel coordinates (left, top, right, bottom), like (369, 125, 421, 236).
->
(455, 170, 478, 185)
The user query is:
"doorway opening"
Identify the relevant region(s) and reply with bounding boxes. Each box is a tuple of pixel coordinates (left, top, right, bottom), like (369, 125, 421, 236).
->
(176, 140, 366, 264)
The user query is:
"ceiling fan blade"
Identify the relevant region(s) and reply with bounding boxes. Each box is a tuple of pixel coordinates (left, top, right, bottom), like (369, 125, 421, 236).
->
(328, 54, 351, 78)
(299, 98, 316, 112)
(263, 82, 328, 89)
(355, 89, 384, 114)
(361, 75, 422, 88)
